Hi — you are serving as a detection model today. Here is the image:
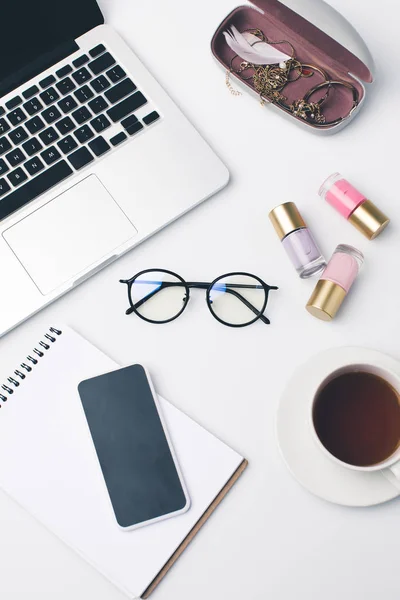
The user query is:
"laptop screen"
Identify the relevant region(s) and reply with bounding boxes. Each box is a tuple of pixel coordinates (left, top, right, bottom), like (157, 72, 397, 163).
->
(0, 0, 104, 95)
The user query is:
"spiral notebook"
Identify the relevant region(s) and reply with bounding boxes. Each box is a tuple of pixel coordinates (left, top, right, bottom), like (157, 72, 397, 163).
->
(0, 325, 246, 598)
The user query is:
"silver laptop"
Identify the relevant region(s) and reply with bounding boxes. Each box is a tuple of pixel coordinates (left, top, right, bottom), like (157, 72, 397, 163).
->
(0, 0, 229, 337)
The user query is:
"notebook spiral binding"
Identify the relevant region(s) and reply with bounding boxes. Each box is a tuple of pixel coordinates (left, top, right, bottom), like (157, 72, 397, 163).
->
(0, 327, 62, 407)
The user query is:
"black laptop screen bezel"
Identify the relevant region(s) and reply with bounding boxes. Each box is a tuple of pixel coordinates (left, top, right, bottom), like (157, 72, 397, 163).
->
(0, 0, 104, 98)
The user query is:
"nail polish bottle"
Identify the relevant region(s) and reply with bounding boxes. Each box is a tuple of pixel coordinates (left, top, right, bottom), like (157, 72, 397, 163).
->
(319, 173, 390, 240)
(269, 202, 326, 278)
(306, 244, 364, 321)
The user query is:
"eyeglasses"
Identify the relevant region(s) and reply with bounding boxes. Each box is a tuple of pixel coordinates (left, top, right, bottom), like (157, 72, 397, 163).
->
(120, 269, 278, 327)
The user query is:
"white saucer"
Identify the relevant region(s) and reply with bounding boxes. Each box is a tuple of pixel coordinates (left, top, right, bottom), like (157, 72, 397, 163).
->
(276, 347, 400, 507)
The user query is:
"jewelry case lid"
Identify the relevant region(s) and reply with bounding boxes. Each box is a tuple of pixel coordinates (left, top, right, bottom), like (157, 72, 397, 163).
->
(249, 0, 374, 82)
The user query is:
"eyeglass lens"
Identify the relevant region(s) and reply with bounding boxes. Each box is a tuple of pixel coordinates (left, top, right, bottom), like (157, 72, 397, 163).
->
(208, 274, 266, 326)
(130, 270, 188, 322)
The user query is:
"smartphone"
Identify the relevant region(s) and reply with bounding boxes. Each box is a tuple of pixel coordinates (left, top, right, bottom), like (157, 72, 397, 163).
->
(78, 364, 190, 530)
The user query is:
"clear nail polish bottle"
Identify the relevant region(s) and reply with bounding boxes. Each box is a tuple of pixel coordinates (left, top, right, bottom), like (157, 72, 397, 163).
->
(269, 202, 326, 278)
(306, 244, 364, 321)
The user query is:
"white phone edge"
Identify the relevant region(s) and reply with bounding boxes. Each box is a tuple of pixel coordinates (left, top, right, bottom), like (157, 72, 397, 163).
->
(117, 365, 191, 532)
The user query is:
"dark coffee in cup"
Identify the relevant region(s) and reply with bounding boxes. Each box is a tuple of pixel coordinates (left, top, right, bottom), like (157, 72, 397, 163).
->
(313, 371, 400, 467)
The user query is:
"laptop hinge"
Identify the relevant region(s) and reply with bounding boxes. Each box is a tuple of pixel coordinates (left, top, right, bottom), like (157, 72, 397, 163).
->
(0, 40, 79, 98)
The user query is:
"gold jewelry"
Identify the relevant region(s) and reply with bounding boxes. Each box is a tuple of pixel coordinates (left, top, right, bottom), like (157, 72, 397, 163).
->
(253, 64, 289, 106)
(302, 80, 359, 126)
(287, 62, 328, 83)
(228, 28, 298, 103)
(289, 99, 326, 123)
(304, 80, 358, 105)
(274, 66, 331, 122)
(253, 61, 329, 107)
(224, 26, 342, 123)
(225, 69, 242, 96)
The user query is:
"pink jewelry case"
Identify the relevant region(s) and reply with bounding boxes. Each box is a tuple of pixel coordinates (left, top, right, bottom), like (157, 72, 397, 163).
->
(211, 0, 374, 133)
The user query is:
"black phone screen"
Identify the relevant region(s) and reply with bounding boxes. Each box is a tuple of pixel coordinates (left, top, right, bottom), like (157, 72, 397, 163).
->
(78, 365, 187, 528)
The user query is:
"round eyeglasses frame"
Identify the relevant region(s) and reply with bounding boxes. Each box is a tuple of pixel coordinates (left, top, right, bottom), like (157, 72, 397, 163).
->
(120, 269, 278, 328)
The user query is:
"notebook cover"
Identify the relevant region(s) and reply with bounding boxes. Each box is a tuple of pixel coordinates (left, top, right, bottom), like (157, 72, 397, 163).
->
(0, 325, 247, 597)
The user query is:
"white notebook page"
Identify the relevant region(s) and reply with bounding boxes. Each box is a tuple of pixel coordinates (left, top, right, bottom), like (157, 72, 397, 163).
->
(0, 326, 243, 598)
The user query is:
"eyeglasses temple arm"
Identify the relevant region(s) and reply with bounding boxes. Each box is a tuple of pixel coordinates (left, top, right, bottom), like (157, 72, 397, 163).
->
(219, 288, 270, 324)
(119, 280, 187, 315)
(207, 283, 277, 325)
(214, 283, 278, 291)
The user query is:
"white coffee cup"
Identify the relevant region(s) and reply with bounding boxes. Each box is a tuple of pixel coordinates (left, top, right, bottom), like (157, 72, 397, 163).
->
(309, 363, 400, 482)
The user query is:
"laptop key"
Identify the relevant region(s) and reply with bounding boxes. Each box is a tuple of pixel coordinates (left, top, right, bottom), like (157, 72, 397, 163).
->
(0, 178, 11, 197)
(88, 96, 108, 115)
(74, 125, 94, 143)
(143, 111, 160, 125)
(0, 161, 73, 221)
(23, 97, 43, 116)
(41, 146, 61, 165)
(58, 95, 78, 113)
(88, 136, 110, 157)
(8, 167, 28, 187)
(57, 96, 78, 113)
(56, 65, 72, 78)
(57, 135, 78, 154)
(56, 77, 76, 95)
(55, 116, 75, 135)
(22, 138, 43, 156)
(39, 75, 56, 89)
(6, 148, 26, 167)
(105, 78, 136, 104)
(68, 147, 94, 170)
(0, 159, 9, 175)
(0, 118, 10, 134)
(9, 126, 28, 145)
(0, 136, 12, 155)
(89, 44, 106, 58)
(126, 122, 144, 136)
(39, 126, 59, 145)
(88, 52, 115, 76)
(107, 92, 147, 122)
(6, 96, 22, 110)
(0, 107, 4, 116)
(40, 87, 60, 105)
(106, 65, 126, 83)
(90, 114, 111, 132)
(121, 114, 138, 129)
(72, 106, 92, 124)
(72, 68, 92, 85)
(7, 108, 26, 126)
(90, 75, 110, 93)
(42, 105, 62, 124)
(73, 54, 89, 68)
(24, 156, 45, 176)
(74, 85, 94, 103)
(23, 85, 39, 99)
(25, 115, 45, 134)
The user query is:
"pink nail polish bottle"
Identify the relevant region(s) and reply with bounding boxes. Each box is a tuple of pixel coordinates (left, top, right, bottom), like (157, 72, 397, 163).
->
(319, 173, 390, 240)
(306, 244, 364, 321)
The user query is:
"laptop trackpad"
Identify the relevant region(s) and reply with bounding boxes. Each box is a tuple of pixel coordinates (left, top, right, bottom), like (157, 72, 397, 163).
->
(3, 175, 138, 295)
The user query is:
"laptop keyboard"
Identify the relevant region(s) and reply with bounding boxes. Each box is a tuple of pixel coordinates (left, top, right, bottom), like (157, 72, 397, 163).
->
(0, 44, 160, 222)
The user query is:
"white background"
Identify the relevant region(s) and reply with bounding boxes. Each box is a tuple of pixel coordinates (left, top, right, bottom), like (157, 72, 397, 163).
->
(1, 0, 400, 598)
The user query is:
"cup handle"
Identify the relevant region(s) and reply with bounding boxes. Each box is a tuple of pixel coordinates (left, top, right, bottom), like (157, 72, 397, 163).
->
(380, 460, 400, 490)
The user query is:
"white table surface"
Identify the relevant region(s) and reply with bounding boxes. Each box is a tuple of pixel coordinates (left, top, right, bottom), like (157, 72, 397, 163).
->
(1, 0, 400, 598)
